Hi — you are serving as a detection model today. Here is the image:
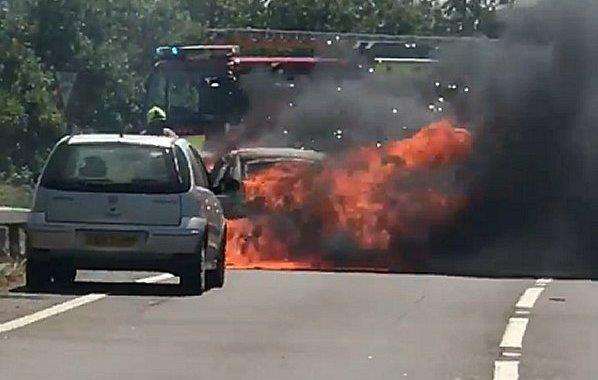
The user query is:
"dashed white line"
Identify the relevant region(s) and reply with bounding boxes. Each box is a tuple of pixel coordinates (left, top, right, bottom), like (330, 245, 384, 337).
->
(515, 287, 545, 309)
(500, 317, 529, 349)
(494, 361, 519, 380)
(493, 278, 552, 380)
(0, 273, 175, 334)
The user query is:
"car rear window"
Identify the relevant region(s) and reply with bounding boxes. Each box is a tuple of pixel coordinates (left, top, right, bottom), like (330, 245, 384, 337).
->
(41, 143, 191, 194)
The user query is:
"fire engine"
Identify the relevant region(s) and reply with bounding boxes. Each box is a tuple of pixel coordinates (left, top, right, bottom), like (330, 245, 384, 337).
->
(144, 44, 343, 143)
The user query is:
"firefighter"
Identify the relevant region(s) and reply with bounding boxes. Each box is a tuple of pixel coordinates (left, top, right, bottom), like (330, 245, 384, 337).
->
(142, 106, 167, 135)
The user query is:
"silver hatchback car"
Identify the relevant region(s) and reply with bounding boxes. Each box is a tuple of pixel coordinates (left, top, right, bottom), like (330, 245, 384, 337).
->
(27, 134, 226, 293)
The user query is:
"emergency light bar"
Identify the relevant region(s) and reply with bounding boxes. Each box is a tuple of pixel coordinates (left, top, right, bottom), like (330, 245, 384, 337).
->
(155, 45, 240, 60)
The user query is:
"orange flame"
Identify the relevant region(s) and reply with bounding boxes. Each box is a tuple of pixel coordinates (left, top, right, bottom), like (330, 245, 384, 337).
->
(226, 119, 473, 271)
(242, 161, 315, 213)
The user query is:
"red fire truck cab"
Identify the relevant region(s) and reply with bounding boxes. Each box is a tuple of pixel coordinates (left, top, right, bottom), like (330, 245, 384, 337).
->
(144, 44, 343, 141)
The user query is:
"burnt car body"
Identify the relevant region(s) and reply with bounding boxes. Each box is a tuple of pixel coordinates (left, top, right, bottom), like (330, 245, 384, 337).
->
(210, 148, 325, 218)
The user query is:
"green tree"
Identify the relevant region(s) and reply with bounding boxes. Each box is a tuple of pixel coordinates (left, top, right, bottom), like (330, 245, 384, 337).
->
(18, 0, 202, 132)
(0, 0, 203, 177)
(0, 6, 62, 175)
(192, 0, 430, 35)
(440, 0, 510, 36)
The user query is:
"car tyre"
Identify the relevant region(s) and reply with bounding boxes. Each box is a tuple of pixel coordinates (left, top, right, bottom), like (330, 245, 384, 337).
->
(180, 264, 204, 295)
(26, 257, 51, 291)
(206, 227, 226, 290)
(180, 240, 206, 295)
(50, 262, 76, 286)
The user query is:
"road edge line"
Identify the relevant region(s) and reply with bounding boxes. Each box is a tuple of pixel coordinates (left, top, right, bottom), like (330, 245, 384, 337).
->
(0, 273, 175, 334)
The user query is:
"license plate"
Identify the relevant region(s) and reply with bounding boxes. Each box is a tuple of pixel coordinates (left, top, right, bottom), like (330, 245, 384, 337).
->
(85, 233, 138, 248)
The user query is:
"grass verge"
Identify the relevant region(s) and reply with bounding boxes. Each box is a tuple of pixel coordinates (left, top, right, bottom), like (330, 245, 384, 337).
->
(0, 259, 25, 290)
(0, 183, 32, 208)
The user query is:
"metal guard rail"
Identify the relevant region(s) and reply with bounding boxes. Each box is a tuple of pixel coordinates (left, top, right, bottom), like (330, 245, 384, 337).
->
(0, 207, 30, 260)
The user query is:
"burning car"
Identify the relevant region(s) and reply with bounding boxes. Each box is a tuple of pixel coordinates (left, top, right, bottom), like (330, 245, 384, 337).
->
(221, 120, 473, 272)
(210, 147, 325, 218)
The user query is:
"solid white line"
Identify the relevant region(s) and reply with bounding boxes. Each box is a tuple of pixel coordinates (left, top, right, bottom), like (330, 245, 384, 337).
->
(493, 360, 519, 380)
(135, 273, 175, 284)
(515, 287, 545, 309)
(0, 273, 175, 334)
(500, 317, 529, 349)
(0, 293, 106, 334)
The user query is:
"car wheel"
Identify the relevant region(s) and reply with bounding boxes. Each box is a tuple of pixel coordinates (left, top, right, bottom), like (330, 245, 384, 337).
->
(26, 257, 51, 291)
(180, 241, 206, 295)
(206, 227, 226, 289)
(50, 262, 76, 286)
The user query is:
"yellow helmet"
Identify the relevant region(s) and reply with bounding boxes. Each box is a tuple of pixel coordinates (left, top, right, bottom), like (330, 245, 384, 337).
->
(146, 106, 166, 125)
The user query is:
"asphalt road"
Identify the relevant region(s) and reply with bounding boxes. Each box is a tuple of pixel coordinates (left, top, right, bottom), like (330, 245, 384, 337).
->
(0, 270, 596, 379)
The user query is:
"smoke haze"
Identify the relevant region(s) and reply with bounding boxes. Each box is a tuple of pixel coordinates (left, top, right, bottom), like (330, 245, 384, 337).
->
(436, 0, 598, 276)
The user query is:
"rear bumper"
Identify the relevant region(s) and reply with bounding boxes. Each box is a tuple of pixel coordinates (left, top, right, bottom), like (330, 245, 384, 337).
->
(27, 249, 201, 272)
(27, 213, 207, 258)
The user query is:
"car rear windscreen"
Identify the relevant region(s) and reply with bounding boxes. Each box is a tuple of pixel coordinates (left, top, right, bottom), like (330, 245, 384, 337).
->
(41, 143, 190, 194)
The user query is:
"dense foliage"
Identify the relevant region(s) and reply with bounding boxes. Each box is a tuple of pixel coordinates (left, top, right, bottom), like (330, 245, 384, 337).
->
(0, 11, 60, 178)
(0, 0, 510, 183)
(0, 0, 201, 177)
(191, 0, 509, 37)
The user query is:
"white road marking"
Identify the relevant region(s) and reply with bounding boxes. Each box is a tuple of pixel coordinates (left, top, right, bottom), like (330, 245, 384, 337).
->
(494, 361, 519, 380)
(515, 287, 545, 309)
(535, 278, 553, 286)
(493, 279, 553, 380)
(135, 273, 175, 284)
(500, 317, 529, 348)
(502, 352, 522, 358)
(0, 293, 106, 334)
(0, 273, 175, 334)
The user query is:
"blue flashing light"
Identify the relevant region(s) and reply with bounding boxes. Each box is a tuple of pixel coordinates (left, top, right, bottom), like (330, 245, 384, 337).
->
(155, 46, 183, 60)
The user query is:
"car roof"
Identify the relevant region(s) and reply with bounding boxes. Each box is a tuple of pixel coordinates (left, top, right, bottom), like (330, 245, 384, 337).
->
(230, 147, 326, 161)
(61, 134, 178, 148)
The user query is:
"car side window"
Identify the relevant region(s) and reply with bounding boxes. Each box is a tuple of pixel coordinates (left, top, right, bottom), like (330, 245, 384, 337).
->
(189, 146, 210, 188)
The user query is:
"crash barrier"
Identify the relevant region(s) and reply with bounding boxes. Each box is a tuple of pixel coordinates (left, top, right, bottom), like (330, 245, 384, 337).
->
(0, 207, 29, 261)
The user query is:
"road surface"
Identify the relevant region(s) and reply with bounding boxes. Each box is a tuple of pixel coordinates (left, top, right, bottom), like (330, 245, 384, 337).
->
(0, 270, 596, 379)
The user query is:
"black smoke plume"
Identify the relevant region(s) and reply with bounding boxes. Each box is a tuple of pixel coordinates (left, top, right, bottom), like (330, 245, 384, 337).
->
(435, 0, 598, 277)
